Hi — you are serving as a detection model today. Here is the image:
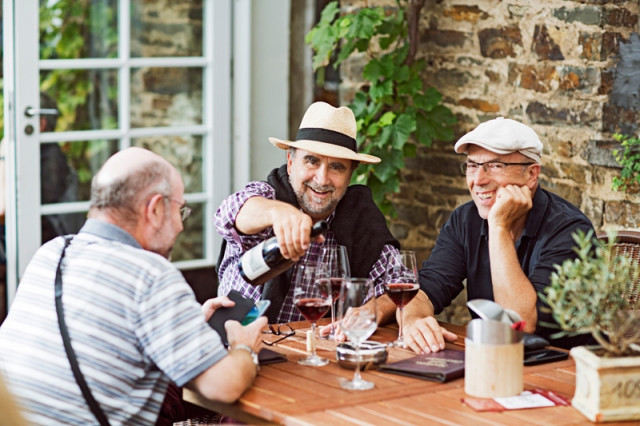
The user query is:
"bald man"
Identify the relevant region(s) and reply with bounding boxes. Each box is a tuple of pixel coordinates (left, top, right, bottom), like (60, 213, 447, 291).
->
(0, 147, 266, 425)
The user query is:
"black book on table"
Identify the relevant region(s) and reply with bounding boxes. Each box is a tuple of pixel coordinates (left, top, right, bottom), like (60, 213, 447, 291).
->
(379, 349, 465, 383)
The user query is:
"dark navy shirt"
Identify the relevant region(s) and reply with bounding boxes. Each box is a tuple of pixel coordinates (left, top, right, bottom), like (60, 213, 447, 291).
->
(419, 187, 596, 349)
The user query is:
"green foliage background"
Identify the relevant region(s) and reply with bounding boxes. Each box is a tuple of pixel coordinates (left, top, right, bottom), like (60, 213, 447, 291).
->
(306, 1, 456, 216)
(612, 133, 640, 192)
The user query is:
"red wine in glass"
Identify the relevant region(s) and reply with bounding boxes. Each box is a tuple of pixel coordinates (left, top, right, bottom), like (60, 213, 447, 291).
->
(383, 250, 419, 348)
(329, 278, 344, 302)
(386, 283, 419, 308)
(295, 297, 330, 322)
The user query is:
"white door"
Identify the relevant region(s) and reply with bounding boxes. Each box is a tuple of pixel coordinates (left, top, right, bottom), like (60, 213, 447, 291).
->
(2, 0, 231, 303)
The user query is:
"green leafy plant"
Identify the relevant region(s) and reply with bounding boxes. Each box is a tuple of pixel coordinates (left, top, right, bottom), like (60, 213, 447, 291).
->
(306, 0, 456, 216)
(540, 229, 640, 356)
(612, 133, 640, 192)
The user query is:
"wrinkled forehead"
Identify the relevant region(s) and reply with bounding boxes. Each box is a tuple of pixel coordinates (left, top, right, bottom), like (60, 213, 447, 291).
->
(292, 148, 354, 167)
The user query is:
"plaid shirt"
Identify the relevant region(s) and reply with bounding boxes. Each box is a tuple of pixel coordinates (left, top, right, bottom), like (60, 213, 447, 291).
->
(214, 181, 398, 323)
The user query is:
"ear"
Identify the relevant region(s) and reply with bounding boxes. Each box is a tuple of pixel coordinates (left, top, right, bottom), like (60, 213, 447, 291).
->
(286, 151, 293, 175)
(527, 164, 540, 190)
(144, 193, 166, 229)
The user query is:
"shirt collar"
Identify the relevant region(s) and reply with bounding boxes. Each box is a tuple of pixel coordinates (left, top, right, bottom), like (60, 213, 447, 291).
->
(79, 218, 142, 249)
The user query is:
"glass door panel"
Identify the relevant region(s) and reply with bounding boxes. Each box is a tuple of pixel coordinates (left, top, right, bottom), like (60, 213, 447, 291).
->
(39, 0, 119, 60)
(130, 67, 203, 128)
(130, 0, 203, 58)
(5, 0, 228, 308)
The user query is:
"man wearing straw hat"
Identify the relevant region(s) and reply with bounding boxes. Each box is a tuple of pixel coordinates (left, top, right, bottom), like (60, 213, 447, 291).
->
(215, 102, 439, 329)
(402, 117, 596, 351)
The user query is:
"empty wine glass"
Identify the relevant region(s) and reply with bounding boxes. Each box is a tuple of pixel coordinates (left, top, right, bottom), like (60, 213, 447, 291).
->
(337, 277, 377, 390)
(292, 264, 332, 366)
(320, 245, 350, 340)
(384, 250, 419, 348)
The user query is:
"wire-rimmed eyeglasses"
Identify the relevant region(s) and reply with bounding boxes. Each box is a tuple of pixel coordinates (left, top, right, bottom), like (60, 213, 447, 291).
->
(164, 196, 192, 222)
(261, 323, 295, 346)
(459, 161, 534, 176)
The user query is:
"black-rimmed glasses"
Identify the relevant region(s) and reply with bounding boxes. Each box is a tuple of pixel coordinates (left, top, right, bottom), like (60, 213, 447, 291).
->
(459, 161, 535, 176)
(262, 323, 295, 346)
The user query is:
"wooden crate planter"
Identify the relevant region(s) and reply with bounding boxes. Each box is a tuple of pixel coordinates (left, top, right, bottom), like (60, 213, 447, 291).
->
(570, 346, 640, 422)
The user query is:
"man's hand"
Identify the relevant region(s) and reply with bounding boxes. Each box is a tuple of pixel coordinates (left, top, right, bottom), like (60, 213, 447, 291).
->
(201, 296, 236, 321)
(269, 204, 317, 261)
(488, 184, 533, 233)
(226, 316, 268, 354)
(235, 197, 324, 261)
(402, 315, 458, 354)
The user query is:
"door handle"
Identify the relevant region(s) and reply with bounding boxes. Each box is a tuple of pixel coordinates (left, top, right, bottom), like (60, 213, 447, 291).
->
(24, 107, 59, 117)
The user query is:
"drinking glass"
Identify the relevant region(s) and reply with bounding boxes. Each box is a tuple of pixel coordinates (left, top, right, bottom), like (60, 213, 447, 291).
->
(320, 245, 350, 340)
(292, 264, 332, 366)
(337, 278, 377, 390)
(384, 250, 419, 348)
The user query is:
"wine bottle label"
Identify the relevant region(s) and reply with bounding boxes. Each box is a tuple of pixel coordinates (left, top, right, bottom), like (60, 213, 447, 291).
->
(241, 241, 270, 280)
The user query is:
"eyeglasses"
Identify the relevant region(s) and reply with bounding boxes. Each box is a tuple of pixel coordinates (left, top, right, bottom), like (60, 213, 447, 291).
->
(261, 323, 295, 346)
(460, 161, 534, 176)
(164, 196, 192, 222)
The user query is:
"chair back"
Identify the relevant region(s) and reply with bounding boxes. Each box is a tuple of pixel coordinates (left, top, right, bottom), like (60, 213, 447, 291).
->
(596, 230, 640, 307)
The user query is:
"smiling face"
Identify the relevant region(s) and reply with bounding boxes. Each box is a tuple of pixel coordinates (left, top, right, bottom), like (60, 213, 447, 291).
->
(287, 149, 355, 220)
(465, 145, 540, 219)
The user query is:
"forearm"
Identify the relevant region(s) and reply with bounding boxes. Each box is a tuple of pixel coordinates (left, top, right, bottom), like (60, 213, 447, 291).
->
(375, 294, 398, 325)
(235, 197, 282, 235)
(402, 290, 435, 323)
(488, 226, 537, 331)
(188, 351, 258, 404)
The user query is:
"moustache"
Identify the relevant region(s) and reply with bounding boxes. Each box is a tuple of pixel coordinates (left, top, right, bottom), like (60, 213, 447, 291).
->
(305, 182, 335, 193)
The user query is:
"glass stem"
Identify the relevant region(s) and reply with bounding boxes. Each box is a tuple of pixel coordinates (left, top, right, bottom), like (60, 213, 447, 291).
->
(330, 303, 336, 334)
(398, 307, 404, 343)
(310, 322, 317, 358)
(353, 344, 362, 382)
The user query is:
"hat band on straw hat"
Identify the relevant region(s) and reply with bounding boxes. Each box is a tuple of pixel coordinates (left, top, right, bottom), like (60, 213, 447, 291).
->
(295, 128, 357, 152)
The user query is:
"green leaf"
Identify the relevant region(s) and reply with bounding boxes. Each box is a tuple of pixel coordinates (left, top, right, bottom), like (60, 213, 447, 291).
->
(414, 87, 443, 110)
(379, 111, 396, 127)
(392, 114, 416, 149)
(363, 59, 383, 82)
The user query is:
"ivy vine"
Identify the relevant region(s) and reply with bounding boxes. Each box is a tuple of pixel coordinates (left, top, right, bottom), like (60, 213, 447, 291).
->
(306, 0, 456, 216)
(612, 133, 640, 192)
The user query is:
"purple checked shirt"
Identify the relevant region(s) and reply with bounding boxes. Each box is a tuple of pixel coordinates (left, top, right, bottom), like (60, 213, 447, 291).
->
(214, 181, 399, 323)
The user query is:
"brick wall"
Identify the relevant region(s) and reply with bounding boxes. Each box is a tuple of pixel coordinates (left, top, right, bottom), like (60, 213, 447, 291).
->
(339, 0, 640, 323)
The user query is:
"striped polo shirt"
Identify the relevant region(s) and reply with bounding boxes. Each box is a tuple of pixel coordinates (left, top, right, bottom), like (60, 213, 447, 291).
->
(0, 219, 228, 425)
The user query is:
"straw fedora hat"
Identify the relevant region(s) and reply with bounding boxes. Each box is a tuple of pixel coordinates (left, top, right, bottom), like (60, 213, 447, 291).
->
(268, 102, 381, 164)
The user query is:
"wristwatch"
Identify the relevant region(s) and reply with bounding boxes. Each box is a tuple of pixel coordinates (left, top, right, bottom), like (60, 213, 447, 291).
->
(231, 344, 260, 371)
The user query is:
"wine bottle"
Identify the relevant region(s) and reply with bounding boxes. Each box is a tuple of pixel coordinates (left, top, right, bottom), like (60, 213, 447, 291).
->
(239, 220, 328, 286)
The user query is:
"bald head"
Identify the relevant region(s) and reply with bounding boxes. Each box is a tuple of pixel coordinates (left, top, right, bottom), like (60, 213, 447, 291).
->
(89, 147, 179, 225)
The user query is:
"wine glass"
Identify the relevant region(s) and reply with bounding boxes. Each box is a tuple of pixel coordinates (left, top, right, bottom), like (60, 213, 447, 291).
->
(337, 278, 377, 390)
(292, 264, 332, 366)
(384, 250, 419, 348)
(320, 245, 350, 340)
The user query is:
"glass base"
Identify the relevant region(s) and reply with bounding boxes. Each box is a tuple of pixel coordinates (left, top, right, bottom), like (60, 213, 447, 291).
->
(388, 338, 407, 348)
(298, 354, 329, 367)
(341, 377, 375, 391)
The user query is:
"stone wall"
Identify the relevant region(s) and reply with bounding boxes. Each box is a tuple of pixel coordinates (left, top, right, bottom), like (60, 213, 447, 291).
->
(338, 0, 640, 324)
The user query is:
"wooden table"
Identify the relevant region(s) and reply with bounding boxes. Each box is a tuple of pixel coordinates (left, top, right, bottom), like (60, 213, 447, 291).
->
(184, 320, 631, 425)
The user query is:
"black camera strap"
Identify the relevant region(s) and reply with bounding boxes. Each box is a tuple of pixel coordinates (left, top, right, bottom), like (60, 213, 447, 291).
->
(54, 236, 111, 426)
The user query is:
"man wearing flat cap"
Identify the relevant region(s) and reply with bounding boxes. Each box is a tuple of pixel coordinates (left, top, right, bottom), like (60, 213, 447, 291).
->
(402, 117, 596, 352)
(214, 102, 418, 328)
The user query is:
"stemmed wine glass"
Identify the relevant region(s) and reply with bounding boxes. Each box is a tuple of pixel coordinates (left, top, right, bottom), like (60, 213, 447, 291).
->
(384, 250, 419, 348)
(320, 245, 350, 340)
(337, 278, 377, 390)
(292, 264, 332, 366)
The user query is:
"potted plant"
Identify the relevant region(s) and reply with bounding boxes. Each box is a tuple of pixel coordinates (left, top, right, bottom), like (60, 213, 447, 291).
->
(541, 229, 640, 422)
